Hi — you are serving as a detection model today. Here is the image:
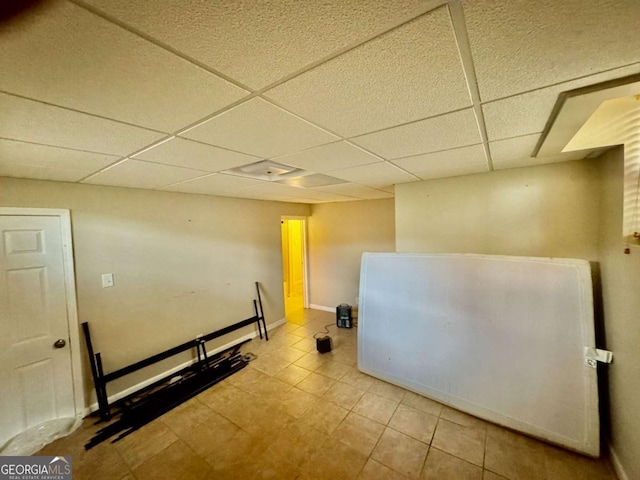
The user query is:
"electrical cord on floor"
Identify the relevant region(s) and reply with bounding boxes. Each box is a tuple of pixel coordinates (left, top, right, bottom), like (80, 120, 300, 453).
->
(313, 323, 335, 339)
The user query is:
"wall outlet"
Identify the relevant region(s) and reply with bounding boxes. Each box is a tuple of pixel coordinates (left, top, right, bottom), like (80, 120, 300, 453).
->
(101, 273, 114, 288)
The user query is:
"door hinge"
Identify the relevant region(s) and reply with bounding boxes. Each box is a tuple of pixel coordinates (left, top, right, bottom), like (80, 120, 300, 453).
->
(584, 347, 613, 368)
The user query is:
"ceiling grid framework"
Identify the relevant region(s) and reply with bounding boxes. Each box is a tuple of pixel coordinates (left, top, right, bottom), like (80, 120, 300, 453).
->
(1, 0, 639, 203)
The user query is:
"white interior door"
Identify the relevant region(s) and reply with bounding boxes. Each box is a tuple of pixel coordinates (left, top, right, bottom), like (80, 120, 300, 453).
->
(0, 214, 76, 448)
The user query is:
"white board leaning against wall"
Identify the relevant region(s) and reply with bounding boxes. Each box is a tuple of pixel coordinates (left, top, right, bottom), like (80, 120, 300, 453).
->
(358, 253, 600, 456)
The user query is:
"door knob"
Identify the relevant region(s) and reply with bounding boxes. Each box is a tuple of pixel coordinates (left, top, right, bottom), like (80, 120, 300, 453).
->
(53, 339, 66, 349)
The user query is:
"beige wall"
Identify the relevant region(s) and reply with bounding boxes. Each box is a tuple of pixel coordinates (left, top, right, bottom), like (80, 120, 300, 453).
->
(307, 198, 395, 309)
(396, 159, 602, 260)
(597, 148, 640, 480)
(0, 177, 309, 404)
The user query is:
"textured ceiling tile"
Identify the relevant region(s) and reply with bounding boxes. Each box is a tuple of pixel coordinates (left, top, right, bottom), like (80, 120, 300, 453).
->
(265, 7, 470, 137)
(275, 141, 381, 173)
(277, 174, 348, 188)
(0, 0, 247, 132)
(181, 98, 338, 158)
(489, 134, 540, 165)
(0, 93, 164, 155)
(314, 183, 394, 199)
(83, 159, 207, 189)
(483, 63, 640, 141)
(328, 161, 417, 187)
(392, 144, 488, 180)
(493, 150, 588, 170)
(134, 138, 259, 172)
(160, 173, 264, 195)
(464, 0, 640, 101)
(83, 0, 434, 89)
(0, 138, 118, 182)
(351, 109, 480, 159)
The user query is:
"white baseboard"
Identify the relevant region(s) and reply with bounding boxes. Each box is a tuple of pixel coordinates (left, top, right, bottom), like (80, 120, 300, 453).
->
(609, 445, 629, 480)
(83, 317, 287, 417)
(309, 304, 335, 313)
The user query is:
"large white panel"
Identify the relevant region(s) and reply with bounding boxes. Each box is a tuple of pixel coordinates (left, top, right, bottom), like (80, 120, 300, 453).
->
(265, 7, 470, 137)
(0, 1, 247, 132)
(463, 0, 640, 101)
(83, 159, 207, 189)
(0, 93, 164, 156)
(392, 144, 488, 180)
(160, 173, 265, 195)
(490, 135, 587, 170)
(352, 109, 481, 159)
(83, 0, 435, 89)
(0, 139, 118, 182)
(275, 141, 381, 173)
(182, 98, 338, 158)
(329, 162, 418, 187)
(358, 253, 599, 456)
(313, 183, 394, 200)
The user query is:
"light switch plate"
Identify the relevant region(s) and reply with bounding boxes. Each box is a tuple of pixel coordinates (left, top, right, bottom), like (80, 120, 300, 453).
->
(101, 273, 114, 288)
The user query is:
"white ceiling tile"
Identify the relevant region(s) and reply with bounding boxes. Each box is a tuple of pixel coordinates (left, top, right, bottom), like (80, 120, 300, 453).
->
(275, 141, 381, 173)
(351, 109, 481, 159)
(133, 137, 259, 172)
(265, 7, 470, 137)
(493, 150, 588, 170)
(464, 0, 640, 101)
(483, 63, 640, 141)
(160, 173, 265, 195)
(277, 174, 348, 188)
(83, 0, 435, 90)
(0, 1, 247, 132)
(328, 161, 418, 187)
(181, 98, 338, 158)
(314, 183, 394, 199)
(0, 139, 118, 182)
(0, 93, 164, 155)
(392, 144, 489, 180)
(83, 159, 207, 189)
(489, 135, 540, 165)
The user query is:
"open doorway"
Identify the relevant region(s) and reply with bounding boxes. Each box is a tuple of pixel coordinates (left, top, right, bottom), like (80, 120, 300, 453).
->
(280, 217, 309, 322)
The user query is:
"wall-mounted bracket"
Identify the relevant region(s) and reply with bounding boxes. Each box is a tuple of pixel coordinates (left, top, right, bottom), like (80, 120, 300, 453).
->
(584, 347, 613, 368)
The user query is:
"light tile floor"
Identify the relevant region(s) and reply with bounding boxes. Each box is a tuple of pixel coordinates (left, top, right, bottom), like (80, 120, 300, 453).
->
(37, 308, 616, 480)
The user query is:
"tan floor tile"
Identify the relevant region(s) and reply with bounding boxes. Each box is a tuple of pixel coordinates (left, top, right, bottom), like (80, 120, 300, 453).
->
(176, 410, 239, 458)
(294, 352, 328, 370)
(251, 453, 301, 480)
(296, 371, 336, 396)
(544, 444, 614, 480)
(483, 471, 507, 480)
(114, 420, 178, 470)
(160, 397, 216, 437)
(298, 398, 349, 435)
(250, 352, 292, 376)
(237, 375, 292, 397)
(421, 447, 483, 479)
(323, 381, 366, 409)
(401, 391, 443, 417)
(197, 382, 244, 414)
(300, 437, 368, 480)
(484, 426, 546, 479)
(73, 442, 131, 480)
(440, 406, 488, 432)
(340, 367, 376, 390)
(203, 429, 269, 476)
(273, 363, 312, 386)
(368, 378, 407, 401)
(332, 411, 385, 456)
(276, 386, 324, 418)
(389, 404, 438, 444)
(358, 458, 408, 480)
(353, 392, 400, 425)
(274, 346, 307, 362)
(292, 337, 317, 352)
(227, 366, 270, 388)
(264, 422, 330, 467)
(371, 427, 429, 479)
(431, 419, 485, 467)
(314, 359, 351, 380)
(132, 439, 212, 480)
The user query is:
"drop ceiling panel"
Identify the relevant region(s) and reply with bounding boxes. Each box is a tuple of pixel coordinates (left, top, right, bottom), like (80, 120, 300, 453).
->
(160, 173, 265, 195)
(314, 183, 394, 200)
(133, 137, 259, 172)
(83, 159, 207, 189)
(352, 109, 480, 159)
(392, 144, 488, 180)
(0, 93, 165, 155)
(483, 63, 640, 141)
(464, 0, 640, 101)
(490, 135, 588, 170)
(83, 0, 435, 90)
(328, 161, 417, 187)
(277, 174, 348, 188)
(181, 98, 338, 158)
(275, 141, 381, 173)
(265, 7, 470, 137)
(0, 138, 118, 182)
(0, 0, 247, 132)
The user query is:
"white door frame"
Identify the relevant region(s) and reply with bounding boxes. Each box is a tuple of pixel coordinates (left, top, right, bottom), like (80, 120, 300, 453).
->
(281, 216, 310, 309)
(0, 207, 84, 421)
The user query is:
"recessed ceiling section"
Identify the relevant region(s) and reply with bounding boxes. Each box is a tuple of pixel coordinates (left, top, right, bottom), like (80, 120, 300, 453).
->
(160, 173, 265, 195)
(392, 144, 488, 180)
(313, 183, 394, 200)
(83, 159, 207, 189)
(328, 161, 418, 187)
(264, 6, 471, 137)
(0, 93, 165, 156)
(463, 0, 640, 102)
(0, 1, 248, 132)
(133, 137, 259, 172)
(83, 0, 437, 89)
(0, 138, 118, 182)
(276, 173, 348, 188)
(181, 98, 338, 158)
(490, 134, 587, 170)
(352, 108, 481, 159)
(274, 141, 382, 173)
(222, 159, 308, 182)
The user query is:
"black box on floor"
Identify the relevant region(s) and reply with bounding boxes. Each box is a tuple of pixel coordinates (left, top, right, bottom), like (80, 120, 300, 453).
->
(316, 335, 332, 353)
(336, 303, 353, 328)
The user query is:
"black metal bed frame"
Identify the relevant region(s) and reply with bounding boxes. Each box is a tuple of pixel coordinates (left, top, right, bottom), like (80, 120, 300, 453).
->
(81, 282, 268, 449)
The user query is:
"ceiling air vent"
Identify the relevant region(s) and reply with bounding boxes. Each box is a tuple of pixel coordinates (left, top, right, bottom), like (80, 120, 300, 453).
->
(222, 159, 308, 181)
